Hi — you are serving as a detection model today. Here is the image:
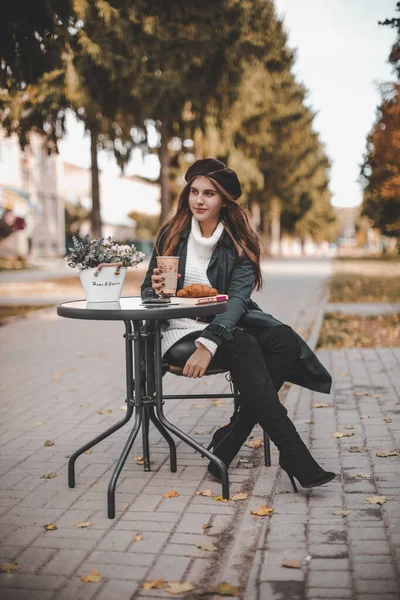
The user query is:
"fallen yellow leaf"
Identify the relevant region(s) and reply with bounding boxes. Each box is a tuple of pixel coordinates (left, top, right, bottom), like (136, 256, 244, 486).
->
(365, 495, 386, 505)
(74, 521, 92, 528)
(195, 541, 216, 552)
(44, 523, 57, 530)
(333, 431, 354, 438)
(348, 446, 364, 453)
(52, 372, 61, 381)
(40, 472, 57, 479)
(97, 409, 112, 414)
(80, 569, 104, 583)
(376, 450, 399, 458)
(0, 563, 21, 573)
(251, 506, 274, 516)
(360, 415, 369, 419)
(165, 582, 195, 595)
(230, 493, 248, 501)
(244, 438, 263, 449)
(133, 534, 143, 542)
(383, 417, 392, 423)
(332, 510, 350, 516)
(312, 403, 330, 408)
(142, 579, 165, 590)
(213, 495, 228, 503)
(202, 523, 212, 530)
(282, 559, 302, 568)
(85, 449, 92, 455)
(344, 425, 355, 429)
(119, 405, 127, 411)
(44, 440, 55, 447)
(34, 422, 44, 426)
(212, 400, 224, 407)
(355, 473, 372, 479)
(195, 489, 212, 496)
(163, 490, 179, 498)
(210, 581, 241, 596)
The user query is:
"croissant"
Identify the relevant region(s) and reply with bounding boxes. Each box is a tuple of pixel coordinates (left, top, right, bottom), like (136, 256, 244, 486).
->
(177, 284, 218, 298)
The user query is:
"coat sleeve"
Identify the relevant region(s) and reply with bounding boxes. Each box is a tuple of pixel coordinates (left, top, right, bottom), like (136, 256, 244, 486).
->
(199, 255, 255, 347)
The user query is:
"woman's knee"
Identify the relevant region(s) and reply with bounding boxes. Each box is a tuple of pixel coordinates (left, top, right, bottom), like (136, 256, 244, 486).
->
(258, 325, 301, 360)
(222, 327, 260, 356)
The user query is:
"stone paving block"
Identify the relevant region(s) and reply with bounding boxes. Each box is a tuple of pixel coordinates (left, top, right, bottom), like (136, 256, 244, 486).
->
(308, 570, 352, 588)
(261, 556, 305, 581)
(350, 540, 392, 555)
(15, 547, 56, 574)
(30, 536, 99, 551)
(308, 589, 353, 599)
(353, 561, 397, 579)
(0, 590, 53, 600)
(308, 558, 350, 571)
(39, 549, 89, 577)
(0, 574, 66, 591)
(54, 576, 103, 600)
(308, 544, 348, 558)
(259, 581, 306, 600)
(96, 579, 138, 600)
(147, 555, 191, 581)
(78, 561, 148, 581)
(86, 550, 155, 568)
(355, 580, 400, 594)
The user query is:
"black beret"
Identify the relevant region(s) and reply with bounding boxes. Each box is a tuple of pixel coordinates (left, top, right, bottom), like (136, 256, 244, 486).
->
(184, 158, 242, 200)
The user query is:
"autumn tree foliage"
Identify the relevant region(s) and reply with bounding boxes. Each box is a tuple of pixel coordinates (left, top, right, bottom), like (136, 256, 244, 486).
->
(361, 2, 400, 248)
(361, 83, 400, 244)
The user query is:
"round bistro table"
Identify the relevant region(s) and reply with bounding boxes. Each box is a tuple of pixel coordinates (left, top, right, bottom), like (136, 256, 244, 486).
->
(57, 297, 228, 518)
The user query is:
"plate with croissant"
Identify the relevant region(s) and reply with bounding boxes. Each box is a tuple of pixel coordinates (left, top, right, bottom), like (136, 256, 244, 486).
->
(174, 284, 228, 305)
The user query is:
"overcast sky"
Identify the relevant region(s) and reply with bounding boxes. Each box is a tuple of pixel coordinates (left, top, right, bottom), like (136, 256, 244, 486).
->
(59, 0, 398, 208)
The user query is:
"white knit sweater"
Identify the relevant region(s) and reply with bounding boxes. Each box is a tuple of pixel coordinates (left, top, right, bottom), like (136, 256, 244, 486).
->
(161, 216, 224, 357)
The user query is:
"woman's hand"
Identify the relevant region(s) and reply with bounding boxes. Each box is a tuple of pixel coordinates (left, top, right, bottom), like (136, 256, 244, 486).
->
(183, 344, 212, 378)
(151, 268, 181, 296)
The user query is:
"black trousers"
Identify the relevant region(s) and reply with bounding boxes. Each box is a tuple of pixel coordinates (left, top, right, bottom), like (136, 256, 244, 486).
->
(164, 325, 301, 430)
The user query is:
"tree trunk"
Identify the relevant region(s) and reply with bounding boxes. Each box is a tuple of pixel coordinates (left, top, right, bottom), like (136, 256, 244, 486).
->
(90, 125, 102, 238)
(270, 197, 281, 255)
(194, 128, 204, 159)
(159, 123, 171, 226)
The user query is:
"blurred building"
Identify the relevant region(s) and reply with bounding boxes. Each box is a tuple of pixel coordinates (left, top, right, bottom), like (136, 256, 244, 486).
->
(61, 162, 160, 242)
(0, 131, 65, 258)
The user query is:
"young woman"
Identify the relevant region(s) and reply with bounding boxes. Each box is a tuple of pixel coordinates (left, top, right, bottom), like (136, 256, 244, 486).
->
(141, 158, 336, 491)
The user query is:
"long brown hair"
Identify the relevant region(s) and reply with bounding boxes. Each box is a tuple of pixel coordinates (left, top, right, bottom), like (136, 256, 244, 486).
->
(155, 176, 263, 290)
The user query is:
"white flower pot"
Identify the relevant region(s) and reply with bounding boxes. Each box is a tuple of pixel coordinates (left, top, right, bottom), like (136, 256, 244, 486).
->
(79, 266, 127, 302)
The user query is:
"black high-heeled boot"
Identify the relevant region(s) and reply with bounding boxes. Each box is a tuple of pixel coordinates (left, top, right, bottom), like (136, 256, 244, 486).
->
(264, 414, 336, 491)
(278, 438, 336, 491)
(207, 416, 254, 481)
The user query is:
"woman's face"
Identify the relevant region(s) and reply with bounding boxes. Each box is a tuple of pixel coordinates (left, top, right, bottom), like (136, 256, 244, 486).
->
(188, 176, 225, 224)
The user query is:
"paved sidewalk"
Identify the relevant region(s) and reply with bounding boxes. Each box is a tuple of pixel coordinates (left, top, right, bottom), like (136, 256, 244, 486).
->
(327, 303, 400, 316)
(1, 258, 399, 599)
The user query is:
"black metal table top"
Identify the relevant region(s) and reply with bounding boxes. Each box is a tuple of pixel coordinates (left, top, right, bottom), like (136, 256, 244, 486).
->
(57, 296, 227, 321)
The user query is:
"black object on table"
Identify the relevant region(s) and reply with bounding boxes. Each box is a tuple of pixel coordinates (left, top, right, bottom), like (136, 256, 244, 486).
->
(57, 296, 229, 518)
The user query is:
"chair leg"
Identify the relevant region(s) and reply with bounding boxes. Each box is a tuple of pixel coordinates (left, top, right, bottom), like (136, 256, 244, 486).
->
(263, 431, 271, 467)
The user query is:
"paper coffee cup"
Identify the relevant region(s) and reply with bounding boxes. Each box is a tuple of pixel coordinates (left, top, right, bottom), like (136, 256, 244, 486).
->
(157, 256, 179, 295)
